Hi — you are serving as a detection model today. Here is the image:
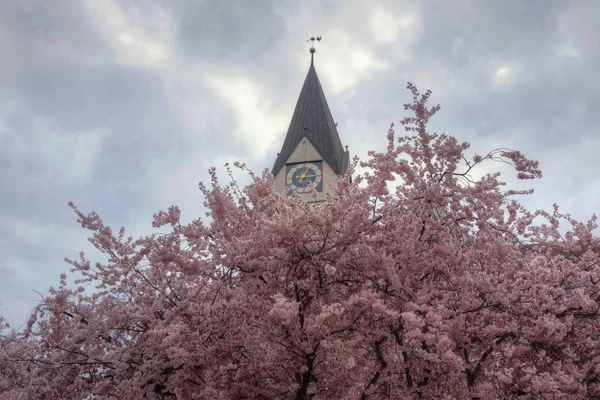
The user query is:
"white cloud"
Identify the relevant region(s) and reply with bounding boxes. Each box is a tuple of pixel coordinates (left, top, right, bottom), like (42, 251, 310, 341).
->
(1, 0, 598, 331)
(538, 134, 600, 218)
(411, 65, 477, 100)
(491, 65, 517, 88)
(0, 121, 6, 141)
(141, 155, 211, 225)
(461, 129, 599, 230)
(554, 1, 597, 61)
(83, 0, 174, 67)
(32, 122, 111, 184)
(1, 216, 106, 283)
(555, 44, 582, 59)
(317, 30, 389, 95)
(204, 75, 289, 160)
(2, 256, 35, 283)
(369, 6, 400, 44)
(161, 64, 217, 143)
(0, 97, 20, 141)
(369, 5, 421, 46)
(3, 216, 98, 252)
(280, 2, 422, 95)
(70, 128, 112, 182)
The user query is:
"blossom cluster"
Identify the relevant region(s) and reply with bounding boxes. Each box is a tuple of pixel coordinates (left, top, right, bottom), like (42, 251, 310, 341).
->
(1, 84, 598, 399)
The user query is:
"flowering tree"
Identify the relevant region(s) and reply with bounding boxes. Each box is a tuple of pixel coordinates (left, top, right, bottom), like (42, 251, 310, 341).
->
(1, 84, 599, 399)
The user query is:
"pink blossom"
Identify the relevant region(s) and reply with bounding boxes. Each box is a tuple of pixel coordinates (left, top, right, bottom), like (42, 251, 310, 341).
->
(1, 84, 598, 399)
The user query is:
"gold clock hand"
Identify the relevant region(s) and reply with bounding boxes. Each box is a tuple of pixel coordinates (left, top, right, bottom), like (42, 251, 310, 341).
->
(299, 163, 313, 181)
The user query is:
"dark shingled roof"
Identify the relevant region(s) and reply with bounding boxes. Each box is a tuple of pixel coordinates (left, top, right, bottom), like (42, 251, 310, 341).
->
(272, 57, 349, 177)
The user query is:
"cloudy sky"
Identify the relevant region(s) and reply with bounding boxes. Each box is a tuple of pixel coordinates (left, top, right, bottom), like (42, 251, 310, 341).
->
(1, 0, 598, 327)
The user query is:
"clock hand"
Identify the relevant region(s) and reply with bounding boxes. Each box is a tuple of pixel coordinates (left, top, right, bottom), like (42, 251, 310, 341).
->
(298, 173, 316, 181)
(299, 163, 314, 181)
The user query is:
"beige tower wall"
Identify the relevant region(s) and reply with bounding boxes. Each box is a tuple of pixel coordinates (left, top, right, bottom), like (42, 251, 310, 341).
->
(274, 136, 338, 203)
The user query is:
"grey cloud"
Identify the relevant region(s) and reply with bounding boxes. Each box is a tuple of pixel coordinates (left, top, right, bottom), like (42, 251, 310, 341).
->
(417, 1, 565, 61)
(0, 1, 111, 79)
(0, 1, 103, 46)
(353, 0, 600, 148)
(2, 63, 175, 219)
(0, 0, 598, 328)
(171, 0, 286, 63)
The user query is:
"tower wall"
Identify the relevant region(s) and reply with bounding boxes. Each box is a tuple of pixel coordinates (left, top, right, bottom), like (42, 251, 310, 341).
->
(274, 136, 338, 203)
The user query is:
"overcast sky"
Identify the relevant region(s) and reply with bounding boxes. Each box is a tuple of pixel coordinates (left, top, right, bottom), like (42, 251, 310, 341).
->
(1, 0, 598, 327)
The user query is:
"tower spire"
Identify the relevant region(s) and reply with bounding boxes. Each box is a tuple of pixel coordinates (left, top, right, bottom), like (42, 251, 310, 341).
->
(272, 36, 349, 178)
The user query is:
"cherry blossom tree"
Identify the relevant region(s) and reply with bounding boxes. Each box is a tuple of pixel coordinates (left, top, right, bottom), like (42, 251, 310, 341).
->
(1, 83, 599, 399)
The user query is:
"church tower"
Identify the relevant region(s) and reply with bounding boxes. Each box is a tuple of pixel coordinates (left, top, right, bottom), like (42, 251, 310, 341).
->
(272, 44, 350, 203)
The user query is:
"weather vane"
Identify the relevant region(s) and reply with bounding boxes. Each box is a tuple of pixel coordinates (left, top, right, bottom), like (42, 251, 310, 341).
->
(307, 36, 322, 45)
(307, 36, 322, 58)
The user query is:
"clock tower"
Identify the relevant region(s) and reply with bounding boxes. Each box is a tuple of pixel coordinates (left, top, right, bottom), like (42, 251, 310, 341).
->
(272, 45, 350, 203)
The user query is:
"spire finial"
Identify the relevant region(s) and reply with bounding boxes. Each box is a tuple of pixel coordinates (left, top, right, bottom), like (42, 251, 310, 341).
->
(307, 36, 322, 65)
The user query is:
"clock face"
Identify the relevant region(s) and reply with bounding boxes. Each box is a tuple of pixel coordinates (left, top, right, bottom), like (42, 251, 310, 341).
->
(286, 161, 323, 193)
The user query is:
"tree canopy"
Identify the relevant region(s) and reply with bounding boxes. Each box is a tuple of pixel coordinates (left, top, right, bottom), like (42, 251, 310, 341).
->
(1, 84, 599, 399)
